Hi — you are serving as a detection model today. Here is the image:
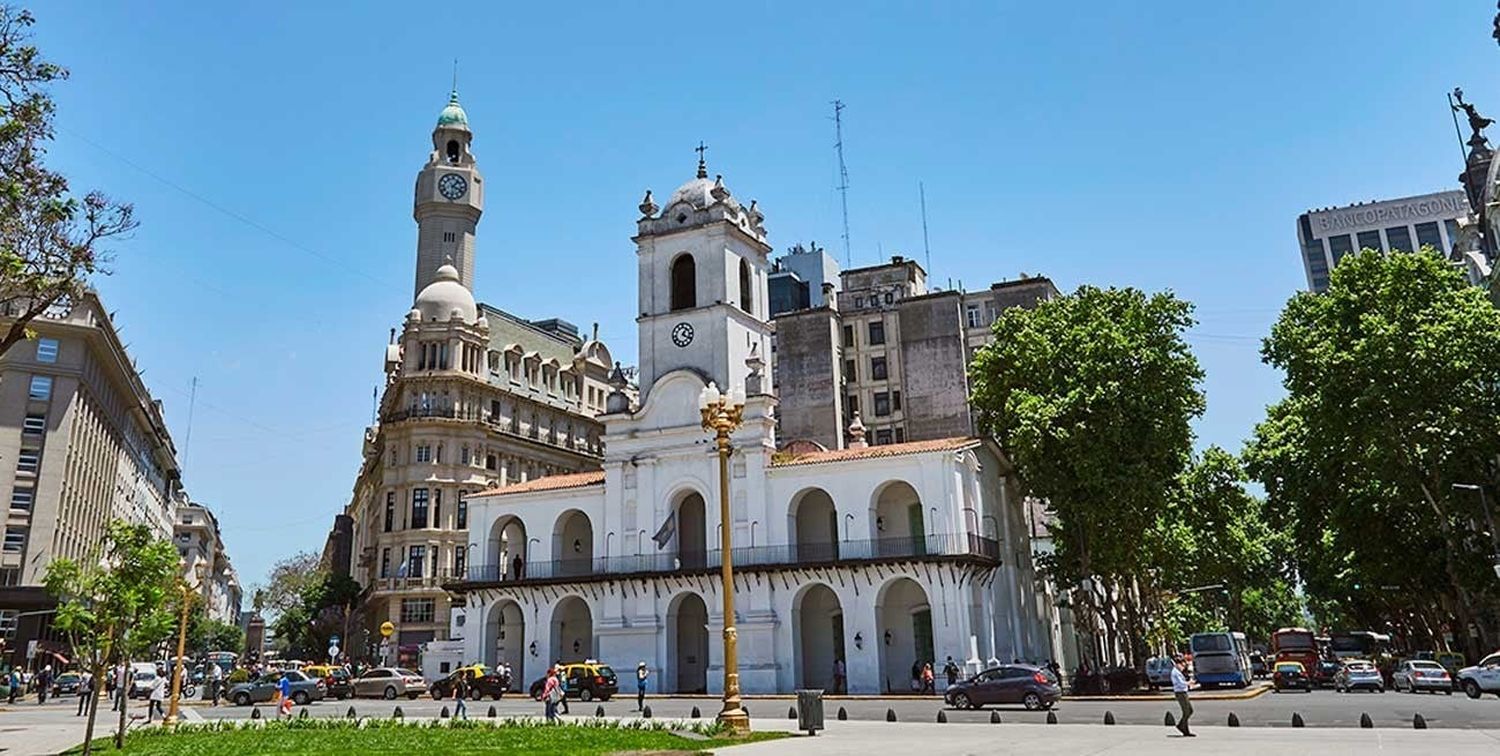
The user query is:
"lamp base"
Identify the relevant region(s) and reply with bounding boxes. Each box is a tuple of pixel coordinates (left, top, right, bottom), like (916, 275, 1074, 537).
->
(716, 707, 751, 735)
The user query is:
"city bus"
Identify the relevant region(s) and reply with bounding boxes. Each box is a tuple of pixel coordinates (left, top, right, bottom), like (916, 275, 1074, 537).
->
(1328, 631, 1390, 661)
(1271, 627, 1321, 681)
(1190, 631, 1252, 688)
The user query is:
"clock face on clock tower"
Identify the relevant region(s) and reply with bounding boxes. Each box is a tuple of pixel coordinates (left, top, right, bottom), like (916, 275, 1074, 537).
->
(438, 173, 468, 200)
(671, 322, 694, 348)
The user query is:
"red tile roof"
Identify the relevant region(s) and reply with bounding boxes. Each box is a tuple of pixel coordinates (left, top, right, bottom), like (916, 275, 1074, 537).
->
(772, 437, 978, 467)
(471, 470, 605, 498)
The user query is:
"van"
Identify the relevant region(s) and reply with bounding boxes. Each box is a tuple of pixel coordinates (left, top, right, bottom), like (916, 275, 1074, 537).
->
(129, 662, 158, 699)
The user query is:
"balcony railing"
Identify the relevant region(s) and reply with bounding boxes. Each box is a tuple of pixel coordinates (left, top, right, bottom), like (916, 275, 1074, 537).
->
(456, 533, 1000, 585)
(380, 406, 602, 455)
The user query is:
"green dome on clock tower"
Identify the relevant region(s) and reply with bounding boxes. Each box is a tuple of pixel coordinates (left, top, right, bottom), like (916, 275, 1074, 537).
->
(437, 89, 468, 128)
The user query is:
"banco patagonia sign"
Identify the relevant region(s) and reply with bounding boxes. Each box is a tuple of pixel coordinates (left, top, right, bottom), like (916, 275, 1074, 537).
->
(1314, 194, 1466, 233)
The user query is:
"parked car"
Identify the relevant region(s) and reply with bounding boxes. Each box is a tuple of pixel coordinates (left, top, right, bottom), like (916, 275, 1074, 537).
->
(944, 664, 1061, 711)
(1313, 659, 1341, 687)
(52, 672, 83, 696)
(1334, 660, 1384, 693)
(527, 661, 619, 702)
(1457, 651, 1500, 699)
(430, 664, 510, 701)
(301, 665, 352, 700)
(1144, 657, 1174, 691)
(227, 670, 326, 706)
(1392, 659, 1453, 694)
(351, 667, 427, 700)
(1273, 661, 1312, 692)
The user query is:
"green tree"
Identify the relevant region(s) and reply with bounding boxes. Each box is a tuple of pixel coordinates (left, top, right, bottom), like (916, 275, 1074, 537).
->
(43, 521, 178, 754)
(970, 285, 1205, 664)
(1253, 248, 1500, 657)
(183, 602, 245, 657)
(0, 6, 136, 358)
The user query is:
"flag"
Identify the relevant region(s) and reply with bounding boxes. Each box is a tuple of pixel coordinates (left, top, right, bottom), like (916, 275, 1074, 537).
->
(651, 511, 676, 550)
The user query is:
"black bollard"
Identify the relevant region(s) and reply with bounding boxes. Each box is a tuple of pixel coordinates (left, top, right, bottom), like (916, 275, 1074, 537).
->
(487, 705, 496, 718)
(744, 706, 750, 718)
(1292, 712, 1304, 728)
(394, 706, 404, 719)
(1360, 713, 1373, 729)
(299, 708, 309, 720)
(1164, 711, 1175, 727)
(346, 706, 357, 719)
(1046, 711, 1058, 724)
(251, 706, 261, 720)
(642, 705, 652, 719)
(1413, 713, 1427, 730)
(837, 707, 847, 721)
(692, 706, 701, 719)
(595, 705, 605, 718)
(1104, 711, 1115, 725)
(440, 706, 450, 719)
(1228, 712, 1240, 727)
(886, 708, 897, 722)
(990, 710, 1001, 724)
(788, 706, 798, 720)
(937, 710, 947, 723)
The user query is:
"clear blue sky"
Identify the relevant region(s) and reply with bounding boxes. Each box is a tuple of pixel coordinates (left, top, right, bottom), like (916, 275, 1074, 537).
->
(32, 1, 1500, 591)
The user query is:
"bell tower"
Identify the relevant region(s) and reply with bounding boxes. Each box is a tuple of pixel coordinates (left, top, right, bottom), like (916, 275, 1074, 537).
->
(413, 89, 484, 297)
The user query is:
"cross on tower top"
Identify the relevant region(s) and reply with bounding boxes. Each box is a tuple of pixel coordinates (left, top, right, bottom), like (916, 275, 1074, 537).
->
(695, 141, 708, 179)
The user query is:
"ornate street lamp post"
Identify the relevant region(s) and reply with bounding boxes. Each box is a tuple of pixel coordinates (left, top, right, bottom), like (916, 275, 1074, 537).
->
(699, 380, 749, 734)
(165, 562, 207, 727)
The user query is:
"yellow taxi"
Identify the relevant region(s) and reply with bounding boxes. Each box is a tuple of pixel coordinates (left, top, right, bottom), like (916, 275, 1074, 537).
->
(300, 665, 352, 699)
(528, 660, 619, 702)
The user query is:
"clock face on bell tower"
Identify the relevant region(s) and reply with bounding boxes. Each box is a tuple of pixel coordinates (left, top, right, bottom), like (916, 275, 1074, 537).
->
(413, 89, 483, 298)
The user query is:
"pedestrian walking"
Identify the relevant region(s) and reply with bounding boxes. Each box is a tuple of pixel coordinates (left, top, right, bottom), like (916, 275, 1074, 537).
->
(943, 656, 960, 689)
(7, 668, 19, 704)
(208, 662, 223, 706)
(910, 660, 923, 692)
(76, 671, 92, 716)
(147, 674, 166, 722)
(111, 665, 127, 712)
(1171, 655, 1195, 737)
(453, 673, 469, 720)
(554, 661, 569, 714)
(635, 662, 649, 710)
(277, 674, 294, 719)
(37, 664, 53, 704)
(921, 663, 935, 694)
(832, 657, 846, 694)
(541, 666, 563, 724)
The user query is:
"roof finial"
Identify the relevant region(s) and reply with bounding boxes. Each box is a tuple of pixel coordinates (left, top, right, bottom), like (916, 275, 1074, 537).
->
(451, 58, 459, 98)
(695, 141, 708, 179)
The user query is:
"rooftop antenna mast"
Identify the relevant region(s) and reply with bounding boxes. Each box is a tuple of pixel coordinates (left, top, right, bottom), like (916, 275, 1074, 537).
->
(832, 99, 852, 267)
(919, 181, 932, 275)
(183, 376, 198, 467)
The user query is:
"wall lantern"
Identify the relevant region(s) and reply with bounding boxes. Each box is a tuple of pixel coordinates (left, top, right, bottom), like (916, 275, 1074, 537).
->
(573, 539, 582, 553)
(573, 639, 582, 654)
(875, 516, 886, 532)
(529, 641, 538, 657)
(854, 632, 864, 650)
(883, 630, 893, 646)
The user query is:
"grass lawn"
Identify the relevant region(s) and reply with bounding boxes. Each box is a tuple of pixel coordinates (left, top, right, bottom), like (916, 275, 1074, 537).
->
(70, 718, 786, 755)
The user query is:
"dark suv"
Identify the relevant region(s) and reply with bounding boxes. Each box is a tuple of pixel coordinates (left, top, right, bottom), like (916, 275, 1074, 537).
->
(944, 664, 1061, 711)
(528, 661, 619, 702)
(431, 665, 511, 701)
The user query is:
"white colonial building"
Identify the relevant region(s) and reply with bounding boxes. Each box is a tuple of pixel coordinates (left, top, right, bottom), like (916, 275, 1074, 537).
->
(451, 159, 1050, 694)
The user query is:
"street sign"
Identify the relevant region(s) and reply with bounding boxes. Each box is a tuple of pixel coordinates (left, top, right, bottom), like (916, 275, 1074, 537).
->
(26, 640, 37, 660)
(328, 644, 340, 661)
(379, 621, 394, 638)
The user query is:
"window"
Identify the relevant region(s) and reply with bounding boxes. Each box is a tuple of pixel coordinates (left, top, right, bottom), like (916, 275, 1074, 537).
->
(739, 258, 753, 314)
(844, 359, 856, 382)
(842, 325, 854, 347)
(407, 545, 426, 579)
(28, 376, 51, 401)
(868, 321, 885, 345)
(22, 414, 45, 434)
(415, 444, 432, 464)
(456, 493, 468, 529)
(871, 357, 888, 381)
(0, 609, 16, 639)
(1445, 219, 1460, 252)
(1328, 234, 1354, 264)
(1415, 221, 1443, 252)
(486, 454, 498, 471)
(9, 488, 32, 511)
(670, 254, 696, 311)
(892, 390, 902, 411)
(16, 450, 39, 473)
(442, 231, 456, 243)
(966, 305, 982, 329)
(454, 546, 466, 577)
(855, 296, 864, 309)
(884, 292, 893, 305)
(1355, 229, 1383, 253)
(389, 447, 398, 466)
(432, 489, 442, 528)
(380, 548, 391, 578)
(1385, 226, 1413, 253)
(894, 427, 905, 443)
(411, 488, 430, 529)
(400, 598, 435, 623)
(3, 528, 25, 553)
(384, 493, 395, 532)
(846, 394, 859, 414)
(35, 338, 58, 364)
(435, 444, 444, 464)
(874, 429, 893, 445)
(461, 445, 471, 465)
(874, 391, 891, 417)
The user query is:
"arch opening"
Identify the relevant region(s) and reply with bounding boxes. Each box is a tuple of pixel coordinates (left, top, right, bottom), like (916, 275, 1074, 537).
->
(486, 600, 525, 690)
(554, 510, 594, 578)
(489, 515, 528, 581)
(875, 577, 934, 695)
(790, 488, 839, 562)
(551, 596, 593, 663)
(872, 481, 925, 557)
(667, 592, 710, 693)
(670, 254, 696, 311)
(793, 584, 845, 692)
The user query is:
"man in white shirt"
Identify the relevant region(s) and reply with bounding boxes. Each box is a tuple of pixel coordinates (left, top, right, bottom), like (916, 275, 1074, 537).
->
(1170, 656, 1195, 737)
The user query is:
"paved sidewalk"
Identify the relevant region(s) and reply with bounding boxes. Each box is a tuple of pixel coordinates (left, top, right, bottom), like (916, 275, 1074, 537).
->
(721, 721, 1500, 755)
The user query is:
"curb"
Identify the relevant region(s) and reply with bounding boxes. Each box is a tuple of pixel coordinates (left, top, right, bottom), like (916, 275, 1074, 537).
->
(1064, 684, 1271, 703)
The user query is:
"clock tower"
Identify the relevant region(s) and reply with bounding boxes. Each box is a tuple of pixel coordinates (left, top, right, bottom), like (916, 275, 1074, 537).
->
(413, 89, 484, 297)
(632, 155, 772, 404)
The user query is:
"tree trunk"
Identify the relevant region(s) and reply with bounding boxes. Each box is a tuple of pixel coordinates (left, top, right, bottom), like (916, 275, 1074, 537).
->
(82, 660, 103, 756)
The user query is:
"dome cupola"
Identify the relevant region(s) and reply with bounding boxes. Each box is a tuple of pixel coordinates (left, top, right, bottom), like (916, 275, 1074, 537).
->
(413, 264, 477, 323)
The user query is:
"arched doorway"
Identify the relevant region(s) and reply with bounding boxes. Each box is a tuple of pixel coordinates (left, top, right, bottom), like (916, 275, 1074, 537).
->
(490, 515, 527, 581)
(676, 492, 707, 569)
(793, 583, 845, 691)
(487, 599, 525, 691)
(667, 592, 709, 693)
(790, 488, 838, 562)
(554, 510, 594, 577)
(872, 481, 924, 557)
(876, 577, 933, 694)
(551, 596, 593, 662)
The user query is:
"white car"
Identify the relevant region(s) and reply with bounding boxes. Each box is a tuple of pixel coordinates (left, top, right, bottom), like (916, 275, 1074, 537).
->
(1457, 652, 1500, 699)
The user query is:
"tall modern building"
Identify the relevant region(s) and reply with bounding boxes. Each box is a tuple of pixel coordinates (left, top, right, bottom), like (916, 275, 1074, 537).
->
(340, 90, 624, 668)
(1296, 189, 1468, 292)
(0, 291, 183, 670)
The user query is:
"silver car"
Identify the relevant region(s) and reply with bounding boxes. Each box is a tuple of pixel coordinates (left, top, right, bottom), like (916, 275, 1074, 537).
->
(351, 667, 427, 700)
(1392, 660, 1453, 694)
(1334, 660, 1384, 693)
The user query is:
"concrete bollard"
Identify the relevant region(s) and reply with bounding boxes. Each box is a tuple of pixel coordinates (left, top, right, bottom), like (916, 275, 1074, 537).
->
(1292, 712, 1304, 728)
(837, 707, 847, 721)
(1360, 713, 1373, 729)
(346, 706, 357, 719)
(595, 705, 605, 718)
(1164, 712, 1175, 727)
(886, 708, 897, 722)
(937, 710, 947, 723)
(393, 706, 404, 719)
(487, 705, 496, 718)
(1413, 713, 1427, 730)
(1104, 711, 1115, 725)
(440, 706, 450, 719)
(692, 706, 702, 719)
(642, 705, 652, 719)
(1228, 712, 1240, 727)
(788, 706, 798, 720)
(990, 710, 1001, 724)
(251, 707, 261, 720)
(1046, 711, 1058, 724)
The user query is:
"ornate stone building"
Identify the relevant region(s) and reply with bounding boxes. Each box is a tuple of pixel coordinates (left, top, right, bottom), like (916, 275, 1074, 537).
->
(343, 91, 624, 664)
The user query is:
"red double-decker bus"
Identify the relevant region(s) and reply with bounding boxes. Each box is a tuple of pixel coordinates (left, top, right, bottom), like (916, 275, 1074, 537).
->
(1271, 627, 1321, 680)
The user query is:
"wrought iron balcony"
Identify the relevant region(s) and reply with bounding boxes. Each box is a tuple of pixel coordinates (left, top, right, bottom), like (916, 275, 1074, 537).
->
(452, 533, 1000, 587)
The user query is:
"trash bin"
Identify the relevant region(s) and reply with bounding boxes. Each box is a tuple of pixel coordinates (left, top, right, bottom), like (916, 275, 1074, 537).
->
(795, 688, 824, 735)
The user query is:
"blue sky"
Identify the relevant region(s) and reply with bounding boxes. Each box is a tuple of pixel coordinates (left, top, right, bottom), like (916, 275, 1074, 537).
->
(31, 1, 1500, 590)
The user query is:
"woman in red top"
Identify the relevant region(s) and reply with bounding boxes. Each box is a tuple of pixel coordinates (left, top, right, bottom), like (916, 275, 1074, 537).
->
(540, 667, 562, 723)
